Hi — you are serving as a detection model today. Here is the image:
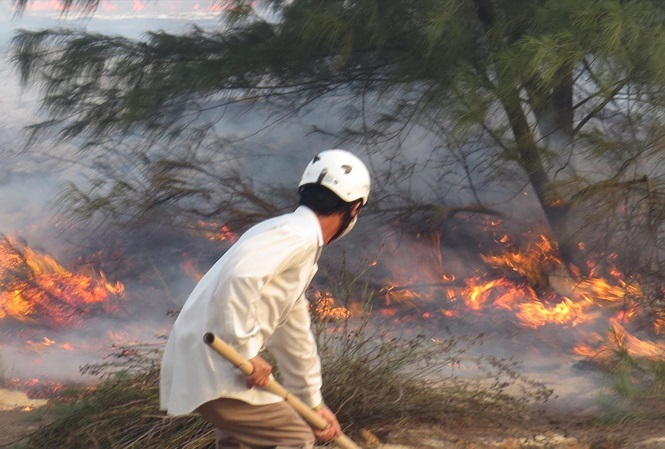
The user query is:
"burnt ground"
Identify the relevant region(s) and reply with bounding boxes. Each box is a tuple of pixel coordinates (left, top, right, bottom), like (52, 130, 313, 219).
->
(2, 404, 665, 449)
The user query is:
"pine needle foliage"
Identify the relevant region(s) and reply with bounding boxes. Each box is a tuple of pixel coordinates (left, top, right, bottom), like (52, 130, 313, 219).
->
(12, 0, 100, 15)
(12, 0, 665, 276)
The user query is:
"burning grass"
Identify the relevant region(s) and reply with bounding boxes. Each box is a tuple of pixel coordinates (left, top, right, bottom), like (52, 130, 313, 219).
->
(574, 320, 665, 422)
(310, 297, 554, 433)
(7, 233, 665, 447)
(0, 235, 125, 328)
(13, 294, 554, 448)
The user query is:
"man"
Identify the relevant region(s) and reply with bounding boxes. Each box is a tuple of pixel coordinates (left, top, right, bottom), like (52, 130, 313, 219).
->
(160, 149, 371, 449)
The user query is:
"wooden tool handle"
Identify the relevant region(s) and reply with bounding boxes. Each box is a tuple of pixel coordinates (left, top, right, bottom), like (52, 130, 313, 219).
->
(203, 332, 362, 449)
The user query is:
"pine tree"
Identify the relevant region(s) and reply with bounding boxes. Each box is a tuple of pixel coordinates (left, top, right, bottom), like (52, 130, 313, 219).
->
(11, 0, 665, 275)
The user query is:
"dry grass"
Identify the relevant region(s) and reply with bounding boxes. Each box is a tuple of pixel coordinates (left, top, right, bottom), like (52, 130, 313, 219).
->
(14, 314, 554, 449)
(14, 266, 555, 448)
(313, 310, 554, 433)
(15, 346, 214, 449)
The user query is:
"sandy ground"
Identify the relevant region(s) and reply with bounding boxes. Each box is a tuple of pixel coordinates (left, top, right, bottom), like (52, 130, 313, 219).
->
(357, 409, 665, 449)
(0, 389, 50, 447)
(0, 389, 48, 412)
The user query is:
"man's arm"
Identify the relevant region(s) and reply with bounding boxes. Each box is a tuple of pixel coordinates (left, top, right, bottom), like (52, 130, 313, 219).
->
(270, 295, 341, 441)
(269, 294, 323, 406)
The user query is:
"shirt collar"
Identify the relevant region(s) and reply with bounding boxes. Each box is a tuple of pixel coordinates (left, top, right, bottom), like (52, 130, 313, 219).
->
(295, 205, 324, 248)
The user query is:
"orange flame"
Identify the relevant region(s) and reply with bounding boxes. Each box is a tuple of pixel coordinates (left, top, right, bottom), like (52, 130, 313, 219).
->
(0, 237, 125, 327)
(310, 291, 351, 321)
(24, 337, 57, 353)
(656, 318, 665, 335)
(574, 319, 665, 362)
(481, 234, 559, 291)
(514, 297, 592, 329)
(462, 278, 505, 311)
(193, 221, 238, 243)
(575, 277, 642, 304)
(378, 227, 664, 364)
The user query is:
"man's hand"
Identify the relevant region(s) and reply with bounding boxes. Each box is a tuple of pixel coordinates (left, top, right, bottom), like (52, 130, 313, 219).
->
(313, 406, 342, 442)
(245, 354, 272, 388)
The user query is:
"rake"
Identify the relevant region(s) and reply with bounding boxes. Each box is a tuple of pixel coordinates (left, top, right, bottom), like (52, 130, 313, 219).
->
(203, 332, 362, 449)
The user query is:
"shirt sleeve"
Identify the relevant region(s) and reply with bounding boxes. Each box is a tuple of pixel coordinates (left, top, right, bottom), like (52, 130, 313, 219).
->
(269, 293, 323, 408)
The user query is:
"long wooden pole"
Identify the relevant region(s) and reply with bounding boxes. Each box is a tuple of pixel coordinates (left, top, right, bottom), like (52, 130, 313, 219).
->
(203, 332, 362, 449)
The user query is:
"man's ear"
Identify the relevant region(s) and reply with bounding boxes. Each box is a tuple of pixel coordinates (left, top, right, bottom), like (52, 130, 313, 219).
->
(351, 201, 362, 214)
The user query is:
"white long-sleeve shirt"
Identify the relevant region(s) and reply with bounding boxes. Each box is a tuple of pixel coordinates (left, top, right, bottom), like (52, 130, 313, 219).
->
(160, 206, 324, 415)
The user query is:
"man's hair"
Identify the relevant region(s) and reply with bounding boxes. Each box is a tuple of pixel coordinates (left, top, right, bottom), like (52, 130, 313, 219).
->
(299, 184, 357, 215)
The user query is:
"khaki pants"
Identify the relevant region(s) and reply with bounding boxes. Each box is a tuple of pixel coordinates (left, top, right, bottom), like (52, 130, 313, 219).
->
(196, 397, 315, 449)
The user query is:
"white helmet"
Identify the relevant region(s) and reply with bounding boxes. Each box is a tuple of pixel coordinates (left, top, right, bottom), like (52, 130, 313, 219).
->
(298, 149, 371, 205)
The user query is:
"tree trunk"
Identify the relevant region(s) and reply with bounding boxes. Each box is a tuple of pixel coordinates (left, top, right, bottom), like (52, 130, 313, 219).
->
(501, 83, 588, 277)
(474, 3, 588, 276)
